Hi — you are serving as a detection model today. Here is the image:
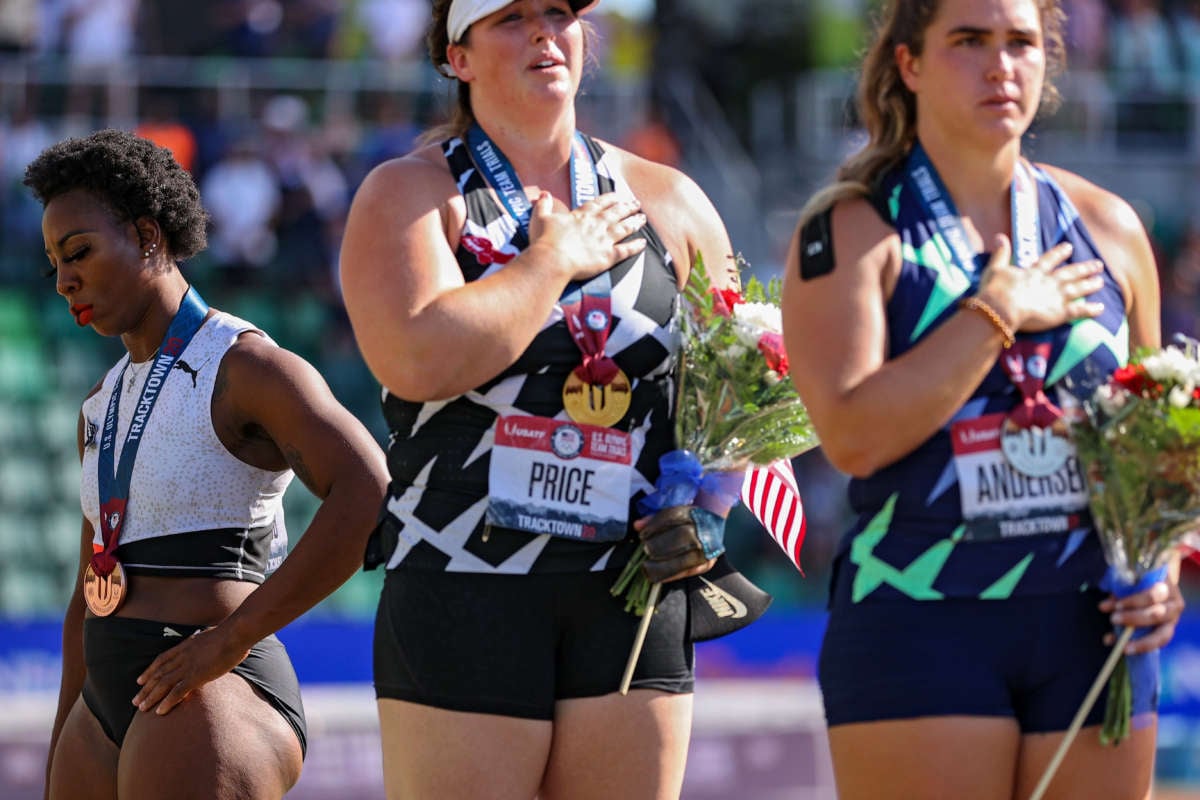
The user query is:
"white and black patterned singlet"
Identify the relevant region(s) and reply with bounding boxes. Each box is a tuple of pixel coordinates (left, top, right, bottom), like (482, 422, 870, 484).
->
(377, 134, 680, 575)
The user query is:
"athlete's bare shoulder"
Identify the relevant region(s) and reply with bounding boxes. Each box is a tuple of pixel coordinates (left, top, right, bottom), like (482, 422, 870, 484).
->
(590, 136, 733, 288)
(360, 141, 454, 193)
(1036, 163, 1147, 246)
(1036, 162, 1158, 325)
(592, 138, 698, 208)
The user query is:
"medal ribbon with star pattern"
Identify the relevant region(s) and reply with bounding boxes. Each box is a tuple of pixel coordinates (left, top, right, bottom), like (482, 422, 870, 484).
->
(1002, 341, 1063, 429)
(561, 274, 619, 385)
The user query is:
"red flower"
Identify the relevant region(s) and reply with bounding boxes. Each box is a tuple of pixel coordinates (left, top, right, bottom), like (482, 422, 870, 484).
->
(1112, 364, 1153, 396)
(757, 331, 789, 377)
(709, 287, 744, 317)
(461, 234, 515, 266)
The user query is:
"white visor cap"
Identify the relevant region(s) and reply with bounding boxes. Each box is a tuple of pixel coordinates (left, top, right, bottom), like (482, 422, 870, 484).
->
(447, 0, 599, 44)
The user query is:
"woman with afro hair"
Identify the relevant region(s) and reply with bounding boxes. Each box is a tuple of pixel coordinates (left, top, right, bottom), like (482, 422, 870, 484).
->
(26, 128, 388, 800)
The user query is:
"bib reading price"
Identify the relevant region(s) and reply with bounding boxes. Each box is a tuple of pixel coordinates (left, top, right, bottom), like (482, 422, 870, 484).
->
(487, 415, 633, 542)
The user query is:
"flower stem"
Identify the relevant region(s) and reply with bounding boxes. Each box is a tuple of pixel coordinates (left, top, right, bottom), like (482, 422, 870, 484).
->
(619, 582, 662, 695)
(1100, 654, 1133, 746)
(1027, 626, 1136, 800)
(610, 547, 654, 615)
(611, 547, 645, 597)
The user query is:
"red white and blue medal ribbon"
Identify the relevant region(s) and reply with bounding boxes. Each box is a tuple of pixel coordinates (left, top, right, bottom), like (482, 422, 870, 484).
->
(998, 341, 1071, 476)
(466, 124, 630, 426)
(559, 273, 631, 426)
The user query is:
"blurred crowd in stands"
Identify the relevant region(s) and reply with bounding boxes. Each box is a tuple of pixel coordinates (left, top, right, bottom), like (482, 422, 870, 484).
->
(0, 0, 424, 62)
(3, 0, 1200, 616)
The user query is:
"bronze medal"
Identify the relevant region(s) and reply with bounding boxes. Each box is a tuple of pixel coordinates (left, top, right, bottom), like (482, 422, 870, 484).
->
(562, 368, 631, 427)
(83, 560, 126, 616)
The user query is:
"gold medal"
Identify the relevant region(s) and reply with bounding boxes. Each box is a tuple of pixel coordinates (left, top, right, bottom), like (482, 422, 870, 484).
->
(562, 368, 631, 427)
(83, 560, 126, 616)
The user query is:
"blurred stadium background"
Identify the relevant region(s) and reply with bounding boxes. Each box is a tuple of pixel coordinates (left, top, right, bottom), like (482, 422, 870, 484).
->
(3, 0, 1200, 797)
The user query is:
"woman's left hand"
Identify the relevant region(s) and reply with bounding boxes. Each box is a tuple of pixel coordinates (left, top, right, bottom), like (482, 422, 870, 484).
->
(132, 626, 252, 715)
(634, 506, 722, 583)
(1100, 577, 1186, 654)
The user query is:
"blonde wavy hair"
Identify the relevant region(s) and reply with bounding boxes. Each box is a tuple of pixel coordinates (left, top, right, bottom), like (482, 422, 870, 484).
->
(797, 0, 1066, 229)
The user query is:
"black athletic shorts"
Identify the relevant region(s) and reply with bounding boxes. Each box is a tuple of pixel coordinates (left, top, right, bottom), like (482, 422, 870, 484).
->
(82, 616, 308, 756)
(374, 569, 695, 719)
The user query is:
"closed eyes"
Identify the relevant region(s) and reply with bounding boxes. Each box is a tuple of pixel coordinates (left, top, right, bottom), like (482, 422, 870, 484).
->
(41, 245, 89, 278)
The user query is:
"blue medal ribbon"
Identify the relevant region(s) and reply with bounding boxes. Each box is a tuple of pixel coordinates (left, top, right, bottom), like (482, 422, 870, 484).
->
(907, 141, 1058, 413)
(94, 287, 209, 575)
(466, 125, 598, 245)
(905, 140, 1041, 281)
(468, 126, 620, 385)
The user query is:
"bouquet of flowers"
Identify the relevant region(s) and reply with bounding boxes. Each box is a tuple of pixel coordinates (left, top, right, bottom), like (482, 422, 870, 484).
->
(1076, 346, 1200, 587)
(1030, 340, 1200, 798)
(1072, 344, 1200, 739)
(610, 252, 819, 617)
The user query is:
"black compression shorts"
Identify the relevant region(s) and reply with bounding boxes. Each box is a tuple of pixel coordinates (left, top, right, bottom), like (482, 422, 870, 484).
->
(82, 616, 307, 756)
(373, 569, 694, 719)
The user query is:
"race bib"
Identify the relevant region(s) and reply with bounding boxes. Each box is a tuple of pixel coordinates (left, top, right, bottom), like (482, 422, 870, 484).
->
(951, 412, 1090, 541)
(487, 415, 633, 542)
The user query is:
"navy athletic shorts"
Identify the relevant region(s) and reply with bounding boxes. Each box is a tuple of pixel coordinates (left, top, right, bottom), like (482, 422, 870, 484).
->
(374, 568, 695, 719)
(819, 576, 1159, 733)
(82, 616, 308, 756)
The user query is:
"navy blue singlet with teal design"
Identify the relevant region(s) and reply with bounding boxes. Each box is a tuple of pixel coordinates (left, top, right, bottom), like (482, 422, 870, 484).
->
(831, 158, 1128, 605)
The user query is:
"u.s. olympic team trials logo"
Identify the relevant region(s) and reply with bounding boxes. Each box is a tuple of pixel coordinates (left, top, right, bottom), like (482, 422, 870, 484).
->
(550, 424, 584, 459)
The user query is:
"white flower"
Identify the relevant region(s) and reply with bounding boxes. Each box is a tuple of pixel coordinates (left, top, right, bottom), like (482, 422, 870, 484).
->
(1095, 383, 1128, 417)
(730, 302, 781, 352)
(732, 301, 782, 335)
(731, 323, 760, 350)
(1169, 384, 1194, 408)
(1142, 346, 1200, 386)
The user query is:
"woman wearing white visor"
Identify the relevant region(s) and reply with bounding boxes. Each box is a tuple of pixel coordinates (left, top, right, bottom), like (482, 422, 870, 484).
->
(339, 0, 742, 797)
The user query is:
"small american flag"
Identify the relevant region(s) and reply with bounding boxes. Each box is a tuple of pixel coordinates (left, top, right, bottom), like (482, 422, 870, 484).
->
(741, 459, 807, 574)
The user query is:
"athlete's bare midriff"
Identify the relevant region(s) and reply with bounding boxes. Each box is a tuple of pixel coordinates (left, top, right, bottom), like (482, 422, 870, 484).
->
(93, 575, 256, 626)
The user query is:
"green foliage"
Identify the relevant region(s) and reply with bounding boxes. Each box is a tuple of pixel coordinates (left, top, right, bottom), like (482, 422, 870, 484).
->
(676, 252, 819, 471)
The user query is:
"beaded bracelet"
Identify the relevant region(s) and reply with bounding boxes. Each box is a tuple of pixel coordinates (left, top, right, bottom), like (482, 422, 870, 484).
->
(959, 296, 1015, 349)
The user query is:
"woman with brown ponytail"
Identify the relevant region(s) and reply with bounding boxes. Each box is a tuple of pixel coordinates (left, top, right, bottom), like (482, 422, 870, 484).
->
(781, 0, 1181, 797)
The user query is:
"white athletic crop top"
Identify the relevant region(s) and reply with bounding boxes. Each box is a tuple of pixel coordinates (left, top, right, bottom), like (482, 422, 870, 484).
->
(79, 311, 292, 583)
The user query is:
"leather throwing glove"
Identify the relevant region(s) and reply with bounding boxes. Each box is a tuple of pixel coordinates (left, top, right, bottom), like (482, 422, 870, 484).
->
(638, 505, 726, 584)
